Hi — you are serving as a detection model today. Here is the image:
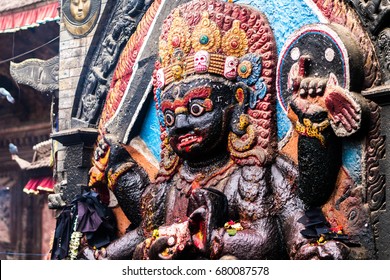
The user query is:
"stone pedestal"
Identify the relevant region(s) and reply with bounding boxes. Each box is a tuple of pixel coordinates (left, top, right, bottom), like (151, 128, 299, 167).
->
(51, 128, 98, 205)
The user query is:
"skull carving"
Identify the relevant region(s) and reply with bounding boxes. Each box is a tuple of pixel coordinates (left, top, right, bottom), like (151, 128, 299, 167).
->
(194, 50, 210, 73)
(224, 56, 239, 80)
(156, 69, 165, 89)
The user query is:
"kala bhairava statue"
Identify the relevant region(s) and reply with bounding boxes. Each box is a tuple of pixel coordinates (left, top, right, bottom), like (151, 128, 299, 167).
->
(80, 0, 372, 260)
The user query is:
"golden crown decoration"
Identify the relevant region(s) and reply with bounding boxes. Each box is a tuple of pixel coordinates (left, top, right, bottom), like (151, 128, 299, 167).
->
(156, 9, 262, 90)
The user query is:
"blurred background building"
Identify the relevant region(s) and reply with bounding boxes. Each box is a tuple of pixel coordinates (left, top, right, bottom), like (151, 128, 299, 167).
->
(0, 0, 59, 260)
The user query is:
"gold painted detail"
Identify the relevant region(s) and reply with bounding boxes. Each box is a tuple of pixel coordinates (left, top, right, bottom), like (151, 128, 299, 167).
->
(191, 12, 221, 53)
(159, 10, 250, 87)
(166, 10, 191, 60)
(63, 12, 98, 37)
(222, 20, 248, 57)
(295, 118, 330, 145)
(160, 138, 180, 175)
(229, 124, 256, 152)
(107, 162, 135, 190)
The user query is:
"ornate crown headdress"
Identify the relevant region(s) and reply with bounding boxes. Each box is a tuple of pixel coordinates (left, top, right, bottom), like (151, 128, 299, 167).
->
(156, 10, 250, 87)
(156, 6, 271, 89)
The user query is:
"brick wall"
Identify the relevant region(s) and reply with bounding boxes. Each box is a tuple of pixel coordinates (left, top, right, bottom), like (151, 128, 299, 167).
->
(56, 0, 108, 179)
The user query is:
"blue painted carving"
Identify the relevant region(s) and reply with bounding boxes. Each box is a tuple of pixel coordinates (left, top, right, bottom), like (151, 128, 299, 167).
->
(246, 0, 320, 141)
(139, 99, 161, 160)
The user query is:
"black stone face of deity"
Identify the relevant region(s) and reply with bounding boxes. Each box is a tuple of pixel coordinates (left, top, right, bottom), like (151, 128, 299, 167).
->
(162, 77, 234, 165)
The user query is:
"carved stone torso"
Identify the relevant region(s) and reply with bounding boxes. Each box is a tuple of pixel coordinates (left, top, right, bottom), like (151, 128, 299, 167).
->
(164, 160, 239, 225)
(158, 159, 294, 259)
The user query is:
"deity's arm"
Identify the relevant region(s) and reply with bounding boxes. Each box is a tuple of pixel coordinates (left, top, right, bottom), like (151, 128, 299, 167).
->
(87, 181, 167, 260)
(103, 226, 145, 259)
(270, 156, 306, 255)
(272, 156, 349, 259)
(87, 135, 161, 259)
(286, 72, 369, 208)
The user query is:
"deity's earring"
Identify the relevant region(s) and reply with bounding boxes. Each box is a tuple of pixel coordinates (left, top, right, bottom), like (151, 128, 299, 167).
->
(159, 134, 180, 177)
(230, 83, 250, 135)
(228, 83, 257, 156)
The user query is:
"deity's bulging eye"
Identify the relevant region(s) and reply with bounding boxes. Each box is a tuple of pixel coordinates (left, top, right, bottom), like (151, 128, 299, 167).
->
(189, 102, 205, 117)
(165, 111, 175, 127)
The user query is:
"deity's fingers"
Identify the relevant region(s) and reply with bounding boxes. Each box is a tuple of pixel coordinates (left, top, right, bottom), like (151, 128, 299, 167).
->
(316, 79, 327, 96)
(308, 78, 322, 97)
(341, 108, 359, 130)
(334, 113, 352, 132)
(316, 241, 348, 260)
(342, 102, 360, 122)
(298, 78, 311, 98)
(325, 90, 361, 133)
(148, 236, 176, 260)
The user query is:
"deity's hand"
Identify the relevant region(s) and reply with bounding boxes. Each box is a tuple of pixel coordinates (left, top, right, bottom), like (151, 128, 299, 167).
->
(147, 236, 179, 260)
(98, 134, 132, 166)
(290, 76, 328, 116)
(77, 236, 108, 260)
(133, 222, 192, 260)
(187, 188, 228, 255)
(88, 134, 119, 187)
(80, 246, 108, 260)
(287, 57, 365, 207)
(288, 56, 362, 137)
(89, 134, 135, 187)
(294, 240, 350, 260)
(323, 84, 362, 136)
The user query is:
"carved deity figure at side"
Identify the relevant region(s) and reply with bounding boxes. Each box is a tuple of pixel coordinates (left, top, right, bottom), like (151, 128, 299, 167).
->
(85, 0, 364, 260)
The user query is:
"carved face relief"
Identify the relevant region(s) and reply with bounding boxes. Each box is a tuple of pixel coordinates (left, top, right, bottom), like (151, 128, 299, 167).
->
(194, 51, 210, 73)
(82, 94, 97, 111)
(161, 79, 233, 161)
(156, 69, 165, 89)
(224, 56, 239, 80)
(70, 0, 91, 22)
(63, 0, 100, 37)
(171, 64, 183, 81)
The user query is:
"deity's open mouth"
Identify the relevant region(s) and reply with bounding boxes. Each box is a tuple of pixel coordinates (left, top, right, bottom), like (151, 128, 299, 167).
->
(177, 134, 203, 150)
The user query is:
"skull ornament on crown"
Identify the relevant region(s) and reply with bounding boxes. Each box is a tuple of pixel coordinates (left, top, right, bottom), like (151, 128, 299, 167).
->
(194, 50, 210, 73)
(156, 69, 165, 89)
(224, 56, 239, 80)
